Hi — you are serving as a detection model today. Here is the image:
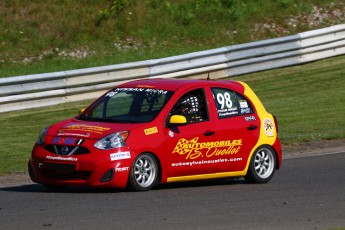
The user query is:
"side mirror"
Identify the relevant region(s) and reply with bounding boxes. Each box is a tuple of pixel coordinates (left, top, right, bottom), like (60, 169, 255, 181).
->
(169, 115, 187, 126)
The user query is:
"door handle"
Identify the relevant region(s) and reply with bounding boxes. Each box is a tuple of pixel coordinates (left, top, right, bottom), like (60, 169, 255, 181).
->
(247, 125, 258, 131)
(204, 131, 215, 136)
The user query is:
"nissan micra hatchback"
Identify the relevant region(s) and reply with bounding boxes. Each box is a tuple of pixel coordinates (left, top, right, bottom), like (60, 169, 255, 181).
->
(29, 78, 282, 191)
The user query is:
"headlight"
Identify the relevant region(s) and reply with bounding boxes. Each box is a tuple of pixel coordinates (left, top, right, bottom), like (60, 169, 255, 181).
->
(94, 131, 129, 150)
(36, 127, 48, 145)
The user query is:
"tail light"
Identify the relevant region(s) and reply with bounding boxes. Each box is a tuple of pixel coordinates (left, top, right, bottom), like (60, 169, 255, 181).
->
(273, 115, 279, 133)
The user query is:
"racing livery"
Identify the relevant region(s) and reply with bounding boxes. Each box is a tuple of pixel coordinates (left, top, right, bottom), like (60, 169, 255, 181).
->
(28, 78, 282, 191)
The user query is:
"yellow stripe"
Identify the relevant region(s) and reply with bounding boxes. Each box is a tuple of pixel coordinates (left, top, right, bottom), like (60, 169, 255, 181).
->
(167, 82, 278, 184)
(167, 171, 246, 183)
(239, 81, 277, 172)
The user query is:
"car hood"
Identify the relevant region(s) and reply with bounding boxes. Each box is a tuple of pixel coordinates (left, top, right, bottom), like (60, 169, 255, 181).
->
(47, 118, 146, 140)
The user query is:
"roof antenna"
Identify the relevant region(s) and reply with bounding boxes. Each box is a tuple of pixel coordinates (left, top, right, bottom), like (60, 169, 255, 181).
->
(207, 73, 210, 80)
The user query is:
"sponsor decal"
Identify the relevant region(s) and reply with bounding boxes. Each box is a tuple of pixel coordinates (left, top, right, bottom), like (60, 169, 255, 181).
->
(115, 167, 129, 172)
(173, 137, 242, 160)
(216, 92, 239, 117)
(110, 151, 131, 161)
(58, 132, 90, 137)
(144, 127, 158, 135)
(58, 124, 110, 135)
(52, 137, 83, 145)
(106, 88, 168, 97)
(263, 118, 274, 137)
(46, 155, 78, 162)
(239, 100, 248, 108)
(241, 108, 251, 114)
(244, 116, 256, 122)
(217, 108, 239, 117)
(172, 157, 243, 167)
(136, 85, 156, 88)
(214, 91, 253, 117)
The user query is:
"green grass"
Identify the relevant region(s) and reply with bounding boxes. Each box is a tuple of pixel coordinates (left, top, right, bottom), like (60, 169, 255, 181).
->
(1, 55, 345, 175)
(1, 0, 345, 175)
(0, 101, 92, 174)
(1, 0, 345, 77)
(233, 55, 345, 143)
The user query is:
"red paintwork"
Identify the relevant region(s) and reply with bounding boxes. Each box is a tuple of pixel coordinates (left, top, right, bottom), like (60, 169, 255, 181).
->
(29, 78, 282, 189)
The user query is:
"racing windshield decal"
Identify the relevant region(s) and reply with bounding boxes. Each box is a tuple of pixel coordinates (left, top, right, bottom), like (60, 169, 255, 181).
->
(144, 127, 158, 135)
(136, 85, 156, 88)
(58, 124, 110, 135)
(106, 87, 168, 98)
(173, 137, 242, 160)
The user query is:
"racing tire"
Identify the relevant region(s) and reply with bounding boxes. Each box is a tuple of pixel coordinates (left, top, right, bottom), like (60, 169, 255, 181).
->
(128, 153, 158, 191)
(245, 145, 276, 183)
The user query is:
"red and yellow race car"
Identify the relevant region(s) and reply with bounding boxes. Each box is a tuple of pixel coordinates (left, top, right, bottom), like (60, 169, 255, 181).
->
(28, 78, 282, 191)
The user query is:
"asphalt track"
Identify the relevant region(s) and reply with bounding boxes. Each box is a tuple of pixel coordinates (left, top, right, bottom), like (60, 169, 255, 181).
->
(1, 152, 344, 230)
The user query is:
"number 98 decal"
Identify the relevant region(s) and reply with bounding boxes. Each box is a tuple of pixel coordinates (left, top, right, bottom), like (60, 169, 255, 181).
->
(217, 92, 232, 109)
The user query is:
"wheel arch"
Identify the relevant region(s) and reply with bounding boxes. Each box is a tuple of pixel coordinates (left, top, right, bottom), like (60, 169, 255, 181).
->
(254, 144, 279, 169)
(131, 151, 164, 184)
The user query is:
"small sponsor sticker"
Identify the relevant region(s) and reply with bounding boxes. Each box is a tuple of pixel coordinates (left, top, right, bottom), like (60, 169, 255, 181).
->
(239, 100, 248, 108)
(263, 118, 274, 137)
(110, 151, 131, 161)
(136, 85, 156, 88)
(244, 116, 256, 122)
(241, 108, 251, 114)
(115, 167, 129, 172)
(46, 155, 78, 162)
(144, 127, 158, 135)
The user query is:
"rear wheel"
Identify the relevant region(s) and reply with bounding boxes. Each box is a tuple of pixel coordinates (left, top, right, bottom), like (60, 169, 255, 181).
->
(128, 153, 158, 191)
(245, 146, 276, 183)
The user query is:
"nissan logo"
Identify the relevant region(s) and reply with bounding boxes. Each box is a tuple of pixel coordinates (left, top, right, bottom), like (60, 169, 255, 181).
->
(61, 146, 69, 155)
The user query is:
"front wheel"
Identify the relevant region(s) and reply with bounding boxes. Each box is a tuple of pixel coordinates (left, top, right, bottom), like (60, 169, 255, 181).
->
(128, 153, 158, 191)
(245, 146, 276, 183)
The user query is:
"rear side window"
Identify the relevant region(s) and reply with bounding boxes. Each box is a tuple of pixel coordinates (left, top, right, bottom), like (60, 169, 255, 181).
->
(211, 88, 254, 119)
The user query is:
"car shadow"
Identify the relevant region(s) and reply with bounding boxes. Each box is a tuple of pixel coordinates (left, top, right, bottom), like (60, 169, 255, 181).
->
(0, 183, 125, 193)
(154, 178, 247, 191)
(1, 178, 248, 193)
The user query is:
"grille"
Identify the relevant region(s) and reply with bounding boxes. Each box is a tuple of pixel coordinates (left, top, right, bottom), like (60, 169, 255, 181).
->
(45, 145, 90, 156)
(42, 163, 91, 181)
(44, 162, 76, 172)
(42, 170, 92, 180)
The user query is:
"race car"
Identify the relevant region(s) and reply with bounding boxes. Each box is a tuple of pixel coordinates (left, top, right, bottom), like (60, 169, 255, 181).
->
(28, 78, 282, 191)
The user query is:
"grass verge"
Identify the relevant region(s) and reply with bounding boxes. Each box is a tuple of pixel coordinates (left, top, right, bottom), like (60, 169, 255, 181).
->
(1, 0, 345, 77)
(0, 55, 345, 174)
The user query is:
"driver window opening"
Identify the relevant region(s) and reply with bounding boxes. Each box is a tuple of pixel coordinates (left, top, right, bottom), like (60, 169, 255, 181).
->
(170, 88, 208, 124)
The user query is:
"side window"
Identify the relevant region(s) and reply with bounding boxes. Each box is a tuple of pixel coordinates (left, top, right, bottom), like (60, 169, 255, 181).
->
(211, 88, 254, 119)
(170, 88, 208, 124)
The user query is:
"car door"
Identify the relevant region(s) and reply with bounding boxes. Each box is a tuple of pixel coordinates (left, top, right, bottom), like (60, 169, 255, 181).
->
(209, 87, 260, 172)
(162, 87, 221, 179)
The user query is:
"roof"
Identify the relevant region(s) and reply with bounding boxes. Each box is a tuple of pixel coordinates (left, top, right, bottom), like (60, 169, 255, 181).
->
(119, 78, 244, 92)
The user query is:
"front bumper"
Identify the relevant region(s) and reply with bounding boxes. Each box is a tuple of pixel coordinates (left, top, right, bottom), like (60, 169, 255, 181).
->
(29, 143, 133, 189)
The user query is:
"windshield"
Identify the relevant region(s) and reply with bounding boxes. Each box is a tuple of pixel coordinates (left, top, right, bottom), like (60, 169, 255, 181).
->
(79, 87, 173, 123)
